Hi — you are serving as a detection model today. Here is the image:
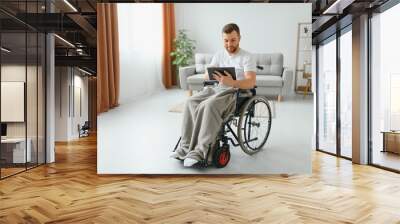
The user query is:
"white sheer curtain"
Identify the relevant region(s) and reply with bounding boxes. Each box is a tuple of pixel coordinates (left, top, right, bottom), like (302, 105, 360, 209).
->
(118, 4, 164, 105)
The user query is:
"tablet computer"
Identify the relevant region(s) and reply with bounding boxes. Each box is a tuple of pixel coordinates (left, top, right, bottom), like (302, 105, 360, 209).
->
(207, 67, 236, 80)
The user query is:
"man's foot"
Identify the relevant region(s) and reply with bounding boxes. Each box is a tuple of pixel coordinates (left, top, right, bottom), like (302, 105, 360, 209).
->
(170, 152, 184, 161)
(183, 158, 200, 167)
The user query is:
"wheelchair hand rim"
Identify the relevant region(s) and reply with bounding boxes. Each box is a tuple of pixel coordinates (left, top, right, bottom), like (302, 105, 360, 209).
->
(237, 96, 272, 154)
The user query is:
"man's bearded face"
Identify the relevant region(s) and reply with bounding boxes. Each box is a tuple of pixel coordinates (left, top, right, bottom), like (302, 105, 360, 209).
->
(223, 31, 240, 54)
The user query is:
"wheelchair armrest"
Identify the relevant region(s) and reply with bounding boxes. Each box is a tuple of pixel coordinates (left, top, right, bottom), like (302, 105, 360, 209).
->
(237, 86, 257, 96)
(250, 87, 256, 96)
(203, 80, 219, 86)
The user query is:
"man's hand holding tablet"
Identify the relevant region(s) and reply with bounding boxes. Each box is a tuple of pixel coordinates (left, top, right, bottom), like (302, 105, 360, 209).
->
(213, 70, 236, 87)
(207, 67, 237, 87)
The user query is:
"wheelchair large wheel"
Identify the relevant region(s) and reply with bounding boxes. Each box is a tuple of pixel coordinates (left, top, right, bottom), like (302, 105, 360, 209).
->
(237, 96, 272, 155)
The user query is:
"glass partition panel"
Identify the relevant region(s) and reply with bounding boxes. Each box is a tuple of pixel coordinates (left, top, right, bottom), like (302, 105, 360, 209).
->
(27, 31, 38, 169)
(38, 32, 45, 165)
(1, 31, 27, 178)
(0, 0, 47, 179)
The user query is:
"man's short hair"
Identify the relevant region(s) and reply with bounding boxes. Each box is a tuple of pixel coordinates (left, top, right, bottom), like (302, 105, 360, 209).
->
(222, 23, 240, 36)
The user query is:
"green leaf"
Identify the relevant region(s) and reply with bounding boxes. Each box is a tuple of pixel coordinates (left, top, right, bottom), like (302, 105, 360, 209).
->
(169, 29, 196, 67)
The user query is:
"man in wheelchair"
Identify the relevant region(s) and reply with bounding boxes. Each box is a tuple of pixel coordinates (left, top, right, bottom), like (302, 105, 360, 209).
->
(171, 23, 259, 167)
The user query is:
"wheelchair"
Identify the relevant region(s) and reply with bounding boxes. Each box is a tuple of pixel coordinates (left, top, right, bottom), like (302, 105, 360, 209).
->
(173, 80, 273, 168)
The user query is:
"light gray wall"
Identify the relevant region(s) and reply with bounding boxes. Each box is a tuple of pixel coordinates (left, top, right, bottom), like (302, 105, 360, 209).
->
(55, 67, 89, 141)
(175, 3, 311, 71)
(55, 67, 69, 141)
(72, 73, 89, 138)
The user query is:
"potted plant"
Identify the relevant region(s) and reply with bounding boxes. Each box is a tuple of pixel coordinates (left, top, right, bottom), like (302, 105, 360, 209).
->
(170, 29, 196, 87)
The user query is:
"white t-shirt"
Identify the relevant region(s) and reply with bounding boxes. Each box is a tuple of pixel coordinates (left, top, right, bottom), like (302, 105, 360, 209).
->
(208, 48, 256, 81)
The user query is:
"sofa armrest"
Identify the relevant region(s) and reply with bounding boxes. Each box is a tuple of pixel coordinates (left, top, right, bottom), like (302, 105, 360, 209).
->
(282, 67, 293, 96)
(179, 65, 196, 90)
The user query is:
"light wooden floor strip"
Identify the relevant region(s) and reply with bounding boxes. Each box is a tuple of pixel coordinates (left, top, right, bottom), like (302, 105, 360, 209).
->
(0, 134, 400, 223)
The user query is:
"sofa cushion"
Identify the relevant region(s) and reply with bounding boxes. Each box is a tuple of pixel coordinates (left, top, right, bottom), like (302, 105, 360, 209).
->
(256, 75, 283, 87)
(256, 64, 283, 76)
(254, 53, 283, 76)
(195, 54, 213, 74)
(187, 73, 205, 85)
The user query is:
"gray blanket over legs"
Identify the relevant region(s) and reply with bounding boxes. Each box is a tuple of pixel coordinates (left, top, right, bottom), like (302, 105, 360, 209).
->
(175, 86, 237, 163)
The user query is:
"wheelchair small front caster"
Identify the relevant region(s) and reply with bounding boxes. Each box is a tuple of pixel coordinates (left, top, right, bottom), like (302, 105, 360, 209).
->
(213, 144, 230, 168)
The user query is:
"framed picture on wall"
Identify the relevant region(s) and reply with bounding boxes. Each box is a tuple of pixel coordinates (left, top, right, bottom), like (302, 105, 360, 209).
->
(1, 81, 25, 122)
